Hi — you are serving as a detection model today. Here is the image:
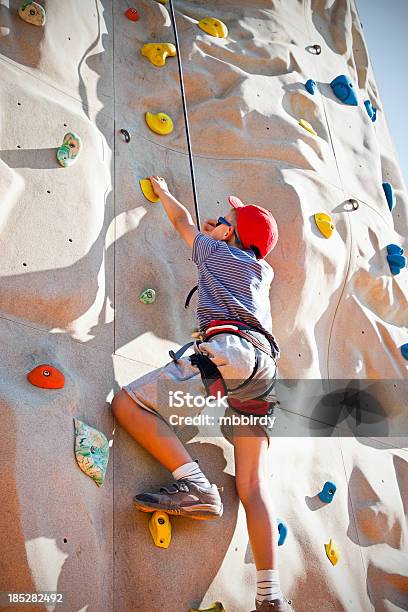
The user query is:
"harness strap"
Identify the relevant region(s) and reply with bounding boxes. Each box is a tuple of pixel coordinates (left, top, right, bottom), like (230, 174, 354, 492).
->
(205, 319, 278, 360)
(184, 285, 198, 309)
(189, 353, 227, 400)
(169, 341, 195, 362)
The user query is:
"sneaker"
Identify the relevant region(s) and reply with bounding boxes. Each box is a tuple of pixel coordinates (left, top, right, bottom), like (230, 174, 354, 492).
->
(133, 479, 223, 520)
(251, 597, 295, 612)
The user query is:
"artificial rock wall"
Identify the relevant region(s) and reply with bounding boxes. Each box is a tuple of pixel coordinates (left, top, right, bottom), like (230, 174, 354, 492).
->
(0, 1, 407, 611)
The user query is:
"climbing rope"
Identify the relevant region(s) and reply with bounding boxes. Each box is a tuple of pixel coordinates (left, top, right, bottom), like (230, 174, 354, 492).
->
(168, 0, 201, 230)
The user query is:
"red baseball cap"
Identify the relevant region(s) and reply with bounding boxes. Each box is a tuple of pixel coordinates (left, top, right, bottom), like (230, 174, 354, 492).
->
(228, 195, 278, 259)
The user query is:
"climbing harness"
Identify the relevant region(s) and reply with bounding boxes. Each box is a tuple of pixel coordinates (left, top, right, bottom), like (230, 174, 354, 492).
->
(169, 319, 280, 417)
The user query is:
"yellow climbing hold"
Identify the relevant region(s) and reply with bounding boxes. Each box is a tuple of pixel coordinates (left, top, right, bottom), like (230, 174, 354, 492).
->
(145, 111, 174, 135)
(299, 119, 317, 136)
(149, 511, 171, 548)
(156, 0, 168, 3)
(189, 603, 226, 612)
(140, 178, 160, 203)
(314, 212, 335, 238)
(141, 43, 176, 67)
(325, 538, 339, 566)
(198, 17, 228, 38)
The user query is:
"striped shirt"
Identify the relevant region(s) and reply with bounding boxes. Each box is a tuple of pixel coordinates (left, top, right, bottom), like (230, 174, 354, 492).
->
(192, 233, 280, 358)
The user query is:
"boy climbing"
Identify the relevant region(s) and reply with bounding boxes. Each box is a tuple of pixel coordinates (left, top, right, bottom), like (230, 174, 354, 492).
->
(111, 176, 294, 612)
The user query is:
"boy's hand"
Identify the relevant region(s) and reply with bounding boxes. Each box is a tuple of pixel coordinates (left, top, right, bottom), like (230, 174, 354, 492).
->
(149, 175, 169, 197)
(203, 218, 217, 235)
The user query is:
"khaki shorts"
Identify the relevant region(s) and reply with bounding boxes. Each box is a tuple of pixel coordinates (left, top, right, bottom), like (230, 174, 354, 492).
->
(122, 334, 279, 448)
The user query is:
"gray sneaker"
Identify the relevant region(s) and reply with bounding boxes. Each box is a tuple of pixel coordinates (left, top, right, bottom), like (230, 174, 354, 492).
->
(251, 597, 295, 612)
(133, 479, 223, 520)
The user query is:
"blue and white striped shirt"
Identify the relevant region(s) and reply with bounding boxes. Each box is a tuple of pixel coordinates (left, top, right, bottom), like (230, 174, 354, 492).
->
(192, 234, 280, 358)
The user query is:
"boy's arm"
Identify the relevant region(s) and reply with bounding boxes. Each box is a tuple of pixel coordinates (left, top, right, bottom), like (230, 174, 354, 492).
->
(175, 217, 200, 249)
(149, 176, 199, 248)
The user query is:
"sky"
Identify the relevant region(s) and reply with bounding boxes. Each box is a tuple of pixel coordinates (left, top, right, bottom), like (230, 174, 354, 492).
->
(356, 0, 408, 187)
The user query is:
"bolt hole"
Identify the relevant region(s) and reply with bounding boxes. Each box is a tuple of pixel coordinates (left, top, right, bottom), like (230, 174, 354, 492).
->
(63, 538, 68, 543)
(69, 238, 73, 242)
(17, 102, 21, 106)
(47, 190, 51, 194)
(266, 127, 269, 130)
(64, 123, 67, 127)
(17, 145, 21, 149)
(22, 262, 27, 267)
(68, 37, 71, 41)
(298, 353, 301, 357)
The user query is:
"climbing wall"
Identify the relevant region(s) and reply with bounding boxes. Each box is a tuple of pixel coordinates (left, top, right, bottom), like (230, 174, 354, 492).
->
(0, 0, 407, 611)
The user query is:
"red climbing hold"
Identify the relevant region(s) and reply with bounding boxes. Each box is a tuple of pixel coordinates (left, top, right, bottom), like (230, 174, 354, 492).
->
(125, 7, 139, 21)
(27, 364, 65, 389)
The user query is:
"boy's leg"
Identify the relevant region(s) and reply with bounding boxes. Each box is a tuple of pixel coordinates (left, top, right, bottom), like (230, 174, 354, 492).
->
(112, 389, 192, 472)
(232, 424, 279, 570)
(111, 388, 223, 520)
(232, 423, 296, 611)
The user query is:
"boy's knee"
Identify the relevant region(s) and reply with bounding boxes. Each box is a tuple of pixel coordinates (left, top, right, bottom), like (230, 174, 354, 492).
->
(235, 473, 267, 504)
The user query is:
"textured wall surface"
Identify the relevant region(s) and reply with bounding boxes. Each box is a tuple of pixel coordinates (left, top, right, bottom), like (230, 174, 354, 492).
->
(0, 0, 407, 611)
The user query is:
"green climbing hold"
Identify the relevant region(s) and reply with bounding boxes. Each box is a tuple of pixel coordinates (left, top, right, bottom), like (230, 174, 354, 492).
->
(190, 603, 225, 612)
(18, 1, 46, 27)
(57, 131, 82, 168)
(74, 418, 109, 487)
(139, 288, 156, 304)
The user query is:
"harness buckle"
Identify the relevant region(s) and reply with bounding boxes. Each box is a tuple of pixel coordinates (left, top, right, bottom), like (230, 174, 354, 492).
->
(191, 330, 205, 341)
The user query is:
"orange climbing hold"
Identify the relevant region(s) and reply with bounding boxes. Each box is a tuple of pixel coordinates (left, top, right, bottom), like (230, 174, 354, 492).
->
(125, 8, 139, 21)
(27, 364, 65, 389)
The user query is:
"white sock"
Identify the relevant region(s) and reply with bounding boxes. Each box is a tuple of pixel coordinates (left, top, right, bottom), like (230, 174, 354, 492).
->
(172, 459, 212, 488)
(256, 569, 283, 603)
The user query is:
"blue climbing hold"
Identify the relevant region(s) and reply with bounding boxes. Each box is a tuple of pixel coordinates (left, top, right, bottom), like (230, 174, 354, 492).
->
(330, 75, 358, 106)
(319, 481, 337, 504)
(276, 518, 288, 546)
(383, 183, 396, 212)
(386, 244, 406, 275)
(364, 99, 373, 119)
(401, 343, 408, 360)
(305, 79, 317, 95)
(364, 100, 377, 122)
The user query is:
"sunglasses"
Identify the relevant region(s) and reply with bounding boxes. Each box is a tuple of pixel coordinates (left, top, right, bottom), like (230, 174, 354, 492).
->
(215, 216, 240, 243)
(215, 216, 231, 227)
